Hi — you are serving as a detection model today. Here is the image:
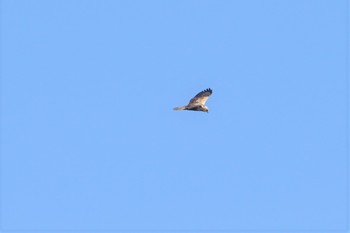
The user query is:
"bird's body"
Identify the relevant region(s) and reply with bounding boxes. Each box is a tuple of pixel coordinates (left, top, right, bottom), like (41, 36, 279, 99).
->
(174, 88, 212, 113)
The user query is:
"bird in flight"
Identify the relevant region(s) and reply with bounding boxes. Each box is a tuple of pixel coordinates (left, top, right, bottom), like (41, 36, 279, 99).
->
(174, 88, 213, 113)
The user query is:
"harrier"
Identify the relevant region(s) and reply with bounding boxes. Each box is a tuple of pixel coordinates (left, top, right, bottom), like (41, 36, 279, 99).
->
(174, 88, 213, 113)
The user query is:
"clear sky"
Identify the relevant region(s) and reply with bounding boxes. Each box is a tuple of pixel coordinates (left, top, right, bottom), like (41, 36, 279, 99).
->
(1, 0, 348, 232)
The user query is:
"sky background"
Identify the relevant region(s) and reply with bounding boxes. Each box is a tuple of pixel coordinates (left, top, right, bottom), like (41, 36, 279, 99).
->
(0, 0, 348, 232)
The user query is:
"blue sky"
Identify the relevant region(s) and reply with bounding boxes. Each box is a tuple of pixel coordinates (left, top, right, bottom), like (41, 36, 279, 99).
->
(0, 0, 348, 232)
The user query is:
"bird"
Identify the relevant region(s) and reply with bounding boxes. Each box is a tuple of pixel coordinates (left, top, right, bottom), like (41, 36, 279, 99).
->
(174, 88, 213, 113)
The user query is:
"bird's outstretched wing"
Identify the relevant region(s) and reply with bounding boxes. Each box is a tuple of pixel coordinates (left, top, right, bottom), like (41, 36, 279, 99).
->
(188, 88, 212, 106)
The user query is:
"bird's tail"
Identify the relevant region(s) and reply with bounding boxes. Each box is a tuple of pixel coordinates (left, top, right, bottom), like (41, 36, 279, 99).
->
(173, 106, 186, 110)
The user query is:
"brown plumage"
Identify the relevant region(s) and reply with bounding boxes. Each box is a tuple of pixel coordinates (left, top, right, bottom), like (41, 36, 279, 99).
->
(174, 88, 213, 113)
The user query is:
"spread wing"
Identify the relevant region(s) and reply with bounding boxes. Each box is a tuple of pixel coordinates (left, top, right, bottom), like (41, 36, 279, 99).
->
(188, 88, 212, 106)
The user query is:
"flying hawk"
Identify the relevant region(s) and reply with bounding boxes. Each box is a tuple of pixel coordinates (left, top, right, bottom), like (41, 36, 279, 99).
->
(174, 88, 213, 113)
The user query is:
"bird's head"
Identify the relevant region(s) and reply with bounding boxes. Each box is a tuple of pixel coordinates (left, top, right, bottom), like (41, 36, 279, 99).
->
(203, 106, 209, 113)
